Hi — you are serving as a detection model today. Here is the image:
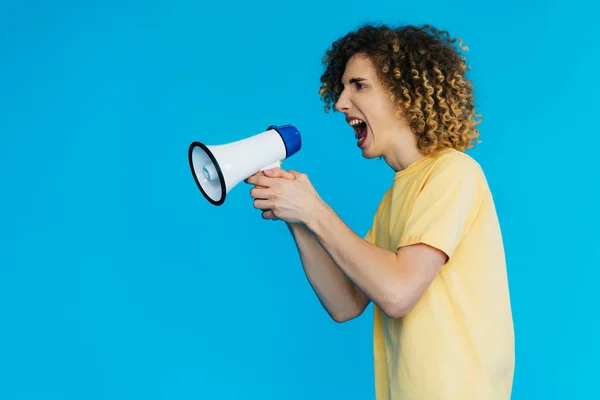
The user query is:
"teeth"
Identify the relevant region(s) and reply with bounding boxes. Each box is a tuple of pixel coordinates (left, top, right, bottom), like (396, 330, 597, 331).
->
(348, 119, 364, 127)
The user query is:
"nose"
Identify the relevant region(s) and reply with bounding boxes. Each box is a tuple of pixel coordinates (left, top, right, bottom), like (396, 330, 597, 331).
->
(335, 90, 350, 112)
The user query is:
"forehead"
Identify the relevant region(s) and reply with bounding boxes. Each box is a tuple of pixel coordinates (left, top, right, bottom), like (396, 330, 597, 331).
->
(341, 54, 377, 83)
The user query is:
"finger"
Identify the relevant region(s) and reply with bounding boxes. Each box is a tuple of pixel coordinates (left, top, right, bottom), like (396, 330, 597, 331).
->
(263, 168, 296, 180)
(253, 199, 271, 210)
(246, 174, 277, 187)
(289, 170, 306, 180)
(250, 186, 270, 199)
(261, 210, 278, 220)
(244, 172, 264, 184)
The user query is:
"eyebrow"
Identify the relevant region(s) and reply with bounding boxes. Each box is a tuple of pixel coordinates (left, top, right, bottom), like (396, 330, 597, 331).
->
(342, 77, 367, 87)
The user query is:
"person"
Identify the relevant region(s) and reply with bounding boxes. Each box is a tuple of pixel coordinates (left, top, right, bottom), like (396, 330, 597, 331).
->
(245, 23, 514, 400)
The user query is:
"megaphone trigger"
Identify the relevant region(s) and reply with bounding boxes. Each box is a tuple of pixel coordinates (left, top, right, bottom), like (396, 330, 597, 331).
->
(188, 124, 302, 206)
(260, 160, 283, 172)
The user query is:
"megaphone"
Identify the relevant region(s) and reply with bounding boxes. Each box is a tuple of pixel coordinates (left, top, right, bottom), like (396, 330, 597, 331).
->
(188, 124, 302, 206)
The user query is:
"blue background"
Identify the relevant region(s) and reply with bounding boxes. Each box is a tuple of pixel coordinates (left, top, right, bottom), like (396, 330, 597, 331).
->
(1, 1, 598, 399)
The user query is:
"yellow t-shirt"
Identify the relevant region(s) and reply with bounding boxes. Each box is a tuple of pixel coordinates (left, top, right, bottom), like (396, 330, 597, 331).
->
(365, 147, 514, 400)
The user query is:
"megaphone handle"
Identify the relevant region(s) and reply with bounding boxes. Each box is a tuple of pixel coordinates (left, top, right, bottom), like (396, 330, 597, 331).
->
(259, 160, 282, 172)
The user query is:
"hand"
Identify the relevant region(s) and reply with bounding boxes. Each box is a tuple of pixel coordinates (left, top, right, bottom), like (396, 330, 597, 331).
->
(245, 168, 296, 220)
(245, 168, 324, 224)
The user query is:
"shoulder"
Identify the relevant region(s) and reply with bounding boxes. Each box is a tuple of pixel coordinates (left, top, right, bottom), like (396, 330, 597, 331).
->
(434, 148, 483, 172)
(429, 149, 487, 184)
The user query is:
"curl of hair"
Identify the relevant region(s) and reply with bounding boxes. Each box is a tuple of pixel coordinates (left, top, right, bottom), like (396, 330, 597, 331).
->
(319, 24, 482, 154)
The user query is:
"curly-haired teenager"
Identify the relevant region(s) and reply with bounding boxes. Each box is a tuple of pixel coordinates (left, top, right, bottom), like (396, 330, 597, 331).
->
(246, 23, 514, 399)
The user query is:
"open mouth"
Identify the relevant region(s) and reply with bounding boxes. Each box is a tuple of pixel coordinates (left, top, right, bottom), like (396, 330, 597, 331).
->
(348, 118, 368, 147)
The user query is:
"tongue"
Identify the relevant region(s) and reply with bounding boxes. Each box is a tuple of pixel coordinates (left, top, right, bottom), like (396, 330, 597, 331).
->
(357, 125, 367, 146)
(355, 123, 365, 137)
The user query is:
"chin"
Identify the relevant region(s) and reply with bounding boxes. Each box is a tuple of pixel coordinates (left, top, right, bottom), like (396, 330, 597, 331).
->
(357, 133, 379, 159)
(360, 146, 379, 159)
(361, 151, 378, 159)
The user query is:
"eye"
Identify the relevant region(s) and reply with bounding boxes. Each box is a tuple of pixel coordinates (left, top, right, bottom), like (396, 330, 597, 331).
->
(354, 82, 365, 90)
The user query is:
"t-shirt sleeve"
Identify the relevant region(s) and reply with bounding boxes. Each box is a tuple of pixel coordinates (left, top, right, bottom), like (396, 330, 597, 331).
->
(364, 228, 373, 244)
(396, 159, 485, 259)
(363, 189, 389, 246)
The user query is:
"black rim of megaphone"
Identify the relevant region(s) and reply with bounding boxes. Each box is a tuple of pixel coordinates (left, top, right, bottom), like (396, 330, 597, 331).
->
(188, 141, 226, 206)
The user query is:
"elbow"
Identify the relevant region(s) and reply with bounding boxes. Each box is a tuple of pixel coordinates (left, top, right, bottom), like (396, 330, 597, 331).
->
(379, 277, 426, 319)
(330, 310, 359, 323)
(380, 295, 417, 320)
(330, 293, 371, 323)
(331, 313, 353, 323)
(382, 304, 409, 319)
(330, 305, 367, 323)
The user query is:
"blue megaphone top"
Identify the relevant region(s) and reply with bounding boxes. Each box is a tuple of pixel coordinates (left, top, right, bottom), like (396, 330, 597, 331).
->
(268, 124, 302, 159)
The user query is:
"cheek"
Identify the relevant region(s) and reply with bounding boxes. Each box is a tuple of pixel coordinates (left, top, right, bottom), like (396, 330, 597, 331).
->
(367, 110, 386, 133)
(374, 102, 401, 127)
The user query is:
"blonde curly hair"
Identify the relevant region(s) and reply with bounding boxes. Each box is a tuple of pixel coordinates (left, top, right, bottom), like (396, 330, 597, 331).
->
(319, 24, 482, 154)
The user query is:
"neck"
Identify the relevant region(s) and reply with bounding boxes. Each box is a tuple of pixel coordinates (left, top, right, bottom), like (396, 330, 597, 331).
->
(383, 127, 425, 172)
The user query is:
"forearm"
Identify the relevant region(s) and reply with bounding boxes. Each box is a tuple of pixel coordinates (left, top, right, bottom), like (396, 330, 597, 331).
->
(287, 222, 369, 321)
(306, 202, 405, 316)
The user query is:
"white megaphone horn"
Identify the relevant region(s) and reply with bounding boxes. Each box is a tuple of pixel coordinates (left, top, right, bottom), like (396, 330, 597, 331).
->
(188, 124, 302, 206)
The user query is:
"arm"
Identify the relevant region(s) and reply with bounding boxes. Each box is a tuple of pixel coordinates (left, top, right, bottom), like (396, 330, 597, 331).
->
(305, 160, 484, 319)
(249, 162, 479, 320)
(248, 168, 445, 319)
(249, 168, 369, 322)
(307, 202, 447, 319)
(287, 222, 371, 322)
